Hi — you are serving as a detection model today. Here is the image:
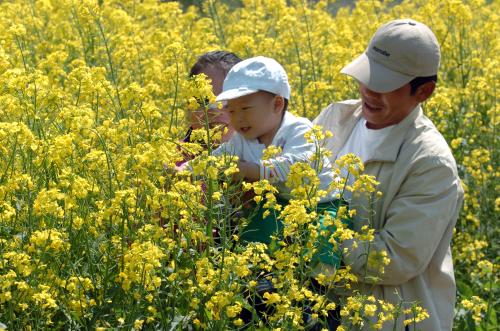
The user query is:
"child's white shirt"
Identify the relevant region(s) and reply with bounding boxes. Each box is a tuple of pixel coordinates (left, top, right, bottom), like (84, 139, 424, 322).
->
(212, 111, 337, 202)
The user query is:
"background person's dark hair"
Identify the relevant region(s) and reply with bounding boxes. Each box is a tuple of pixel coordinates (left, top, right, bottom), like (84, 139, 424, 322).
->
(409, 75, 438, 95)
(189, 50, 242, 77)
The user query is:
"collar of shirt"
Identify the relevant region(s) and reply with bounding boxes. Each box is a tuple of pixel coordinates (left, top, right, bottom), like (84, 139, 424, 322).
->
(328, 101, 422, 164)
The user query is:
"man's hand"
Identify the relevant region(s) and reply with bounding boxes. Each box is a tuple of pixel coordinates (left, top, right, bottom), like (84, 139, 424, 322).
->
(190, 107, 230, 130)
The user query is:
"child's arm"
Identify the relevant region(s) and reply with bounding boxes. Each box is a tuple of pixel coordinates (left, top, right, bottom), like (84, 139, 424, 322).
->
(259, 122, 320, 183)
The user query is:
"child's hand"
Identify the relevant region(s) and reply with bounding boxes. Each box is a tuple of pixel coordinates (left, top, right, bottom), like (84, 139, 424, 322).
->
(174, 162, 190, 173)
(237, 161, 260, 182)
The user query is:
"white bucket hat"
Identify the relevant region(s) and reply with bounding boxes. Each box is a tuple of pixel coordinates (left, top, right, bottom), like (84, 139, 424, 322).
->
(341, 19, 440, 93)
(215, 56, 291, 102)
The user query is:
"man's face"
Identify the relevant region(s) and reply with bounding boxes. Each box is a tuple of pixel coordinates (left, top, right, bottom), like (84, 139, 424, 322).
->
(226, 91, 284, 146)
(190, 66, 233, 141)
(201, 65, 226, 96)
(359, 82, 420, 130)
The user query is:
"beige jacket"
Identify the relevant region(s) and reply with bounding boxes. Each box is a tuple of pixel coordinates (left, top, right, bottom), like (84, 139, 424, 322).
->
(312, 100, 464, 331)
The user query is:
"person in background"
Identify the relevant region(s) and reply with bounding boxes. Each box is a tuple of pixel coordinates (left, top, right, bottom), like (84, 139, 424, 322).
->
(167, 51, 241, 232)
(183, 50, 242, 144)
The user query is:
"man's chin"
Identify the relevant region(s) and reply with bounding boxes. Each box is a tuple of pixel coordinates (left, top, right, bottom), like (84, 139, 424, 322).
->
(361, 112, 390, 129)
(362, 101, 384, 114)
(362, 104, 385, 117)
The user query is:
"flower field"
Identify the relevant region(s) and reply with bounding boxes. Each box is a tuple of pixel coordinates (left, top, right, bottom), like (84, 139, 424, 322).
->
(0, 0, 497, 330)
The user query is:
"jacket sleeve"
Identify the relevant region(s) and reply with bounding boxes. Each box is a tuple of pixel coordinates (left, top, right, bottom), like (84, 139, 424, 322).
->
(260, 122, 317, 183)
(342, 156, 463, 286)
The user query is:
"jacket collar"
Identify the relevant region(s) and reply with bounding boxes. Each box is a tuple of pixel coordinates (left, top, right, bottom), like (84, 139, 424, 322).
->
(331, 101, 422, 164)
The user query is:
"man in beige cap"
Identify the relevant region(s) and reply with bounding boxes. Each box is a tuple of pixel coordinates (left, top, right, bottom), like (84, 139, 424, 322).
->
(314, 19, 464, 330)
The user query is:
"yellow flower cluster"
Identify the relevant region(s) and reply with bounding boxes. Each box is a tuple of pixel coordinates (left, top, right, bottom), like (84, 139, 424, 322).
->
(117, 241, 164, 292)
(460, 296, 488, 324)
(28, 229, 69, 253)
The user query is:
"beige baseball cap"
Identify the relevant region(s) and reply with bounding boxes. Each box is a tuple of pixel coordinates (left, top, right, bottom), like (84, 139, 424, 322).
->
(341, 19, 440, 93)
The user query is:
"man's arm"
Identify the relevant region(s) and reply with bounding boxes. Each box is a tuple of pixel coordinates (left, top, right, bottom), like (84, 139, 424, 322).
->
(175, 135, 238, 173)
(342, 157, 463, 286)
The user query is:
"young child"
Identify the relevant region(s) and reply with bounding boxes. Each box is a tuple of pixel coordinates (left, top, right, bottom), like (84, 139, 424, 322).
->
(211, 56, 351, 268)
(181, 56, 349, 268)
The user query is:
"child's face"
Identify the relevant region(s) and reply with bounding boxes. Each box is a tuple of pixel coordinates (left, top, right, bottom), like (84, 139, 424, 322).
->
(226, 91, 285, 146)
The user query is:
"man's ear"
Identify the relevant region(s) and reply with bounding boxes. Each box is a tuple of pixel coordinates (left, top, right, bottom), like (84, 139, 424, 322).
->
(415, 81, 436, 103)
(273, 95, 285, 114)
